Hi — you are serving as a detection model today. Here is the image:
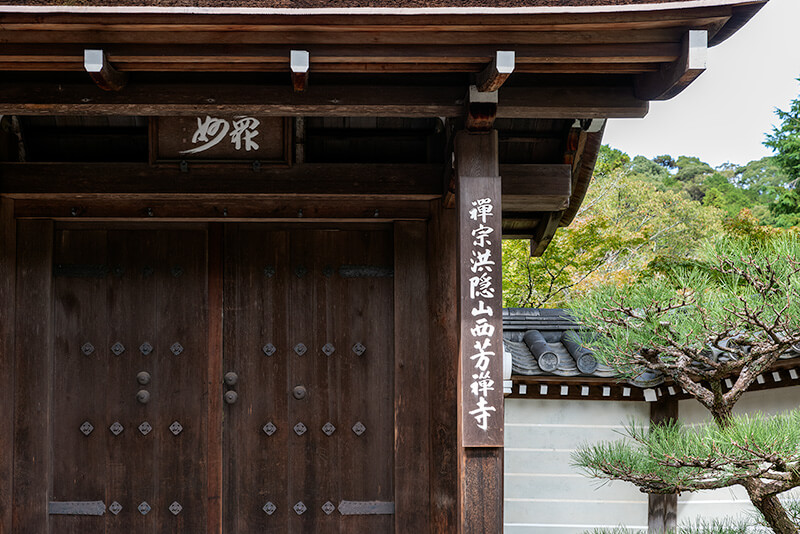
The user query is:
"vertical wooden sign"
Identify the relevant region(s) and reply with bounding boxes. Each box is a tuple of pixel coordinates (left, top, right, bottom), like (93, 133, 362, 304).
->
(458, 172, 504, 447)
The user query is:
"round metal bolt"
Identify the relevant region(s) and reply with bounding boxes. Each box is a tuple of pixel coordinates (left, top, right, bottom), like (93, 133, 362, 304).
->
(224, 390, 238, 405)
(224, 372, 238, 386)
(137, 371, 151, 385)
(136, 389, 150, 404)
(292, 385, 307, 400)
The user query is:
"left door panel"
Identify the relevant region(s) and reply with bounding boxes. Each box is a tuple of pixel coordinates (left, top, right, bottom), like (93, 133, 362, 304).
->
(49, 227, 210, 534)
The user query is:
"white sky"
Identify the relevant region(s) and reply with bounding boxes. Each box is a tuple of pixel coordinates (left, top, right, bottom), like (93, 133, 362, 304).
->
(603, 0, 800, 168)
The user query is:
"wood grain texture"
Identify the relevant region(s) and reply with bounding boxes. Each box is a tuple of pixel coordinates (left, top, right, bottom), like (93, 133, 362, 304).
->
(455, 131, 503, 448)
(0, 199, 15, 534)
(649, 398, 678, 534)
(426, 201, 460, 534)
(0, 163, 442, 200)
(207, 224, 223, 534)
(394, 221, 431, 532)
(462, 448, 504, 534)
(12, 219, 53, 534)
(0, 83, 648, 119)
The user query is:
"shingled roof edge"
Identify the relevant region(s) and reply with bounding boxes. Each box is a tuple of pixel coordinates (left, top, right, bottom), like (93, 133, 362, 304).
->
(0, 0, 768, 16)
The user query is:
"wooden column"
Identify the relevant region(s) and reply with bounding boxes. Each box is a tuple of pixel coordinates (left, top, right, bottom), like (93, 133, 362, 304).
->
(394, 221, 431, 532)
(13, 219, 54, 534)
(455, 130, 504, 534)
(0, 199, 15, 534)
(649, 398, 679, 533)
(427, 199, 460, 533)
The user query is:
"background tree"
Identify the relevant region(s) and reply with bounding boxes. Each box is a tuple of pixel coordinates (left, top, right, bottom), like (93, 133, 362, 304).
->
(765, 78, 800, 226)
(572, 234, 800, 533)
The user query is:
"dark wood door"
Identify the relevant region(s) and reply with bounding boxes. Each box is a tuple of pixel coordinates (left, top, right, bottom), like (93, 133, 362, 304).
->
(50, 227, 210, 533)
(46, 224, 394, 533)
(222, 225, 395, 533)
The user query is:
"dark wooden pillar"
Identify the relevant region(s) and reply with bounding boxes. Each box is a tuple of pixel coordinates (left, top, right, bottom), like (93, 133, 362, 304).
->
(455, 130, 504, 534)
(427, 199, 460, 533)
(649, 398, 679, 533)
(0, 199, 15, 534)
(13, 219, 54, 533)
(394, 221, 432, 531)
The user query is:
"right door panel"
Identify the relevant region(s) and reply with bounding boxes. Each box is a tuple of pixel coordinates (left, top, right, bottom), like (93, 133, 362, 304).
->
(222, 225, 395, 534)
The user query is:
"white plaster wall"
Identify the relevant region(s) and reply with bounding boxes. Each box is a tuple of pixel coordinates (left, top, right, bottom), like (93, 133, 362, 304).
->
(504, 385, 800, 533)
(504, 397, 650, 534)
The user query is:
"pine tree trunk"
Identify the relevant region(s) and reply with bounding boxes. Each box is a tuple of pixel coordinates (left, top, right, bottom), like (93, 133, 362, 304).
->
(747, 488, 798, 534)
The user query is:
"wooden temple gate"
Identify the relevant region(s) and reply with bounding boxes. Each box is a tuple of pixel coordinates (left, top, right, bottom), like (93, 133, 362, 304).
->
(0, 2, 764, 532)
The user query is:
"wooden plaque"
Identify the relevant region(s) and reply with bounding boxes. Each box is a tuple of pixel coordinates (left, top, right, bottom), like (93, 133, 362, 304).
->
(458, 174, 504, 447)
(151, 116, 290, 164)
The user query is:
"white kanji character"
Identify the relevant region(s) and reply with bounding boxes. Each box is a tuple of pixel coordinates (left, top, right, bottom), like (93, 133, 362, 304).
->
(471, 300, 493, 317)
(470, 249, 495, 273)
(469, 397, 496, 431)
(468, 273, 494, 299)
(470, 318, 495, 338)
(471, 224, 494, 248)
(230, 116, 261, 151)
(470, 371, 495, 397)
(470, 338, 494, 372)
(469, 198, 494, 223)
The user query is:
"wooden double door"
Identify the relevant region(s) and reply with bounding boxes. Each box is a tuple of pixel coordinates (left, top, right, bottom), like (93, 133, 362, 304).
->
(48, 224, 394, 533)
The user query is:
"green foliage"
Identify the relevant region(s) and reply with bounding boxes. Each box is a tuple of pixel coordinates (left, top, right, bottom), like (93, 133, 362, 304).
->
(573, 234, 800, 385)
(766, 78, 800, 182)
(573, 408, 800, 494)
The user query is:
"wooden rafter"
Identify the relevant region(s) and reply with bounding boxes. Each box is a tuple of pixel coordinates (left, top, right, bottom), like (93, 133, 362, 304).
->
(83, 49, 128, 91)
(475, 51, 515, 92)
(635, 29, 707, 100)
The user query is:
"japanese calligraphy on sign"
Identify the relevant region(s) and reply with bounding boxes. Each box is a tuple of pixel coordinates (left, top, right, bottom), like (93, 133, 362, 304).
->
(459, 176, 504, 447)
(153, 116, 289, 163)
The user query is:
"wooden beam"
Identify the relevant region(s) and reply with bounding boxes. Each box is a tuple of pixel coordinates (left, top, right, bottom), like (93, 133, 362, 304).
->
(649, 399, 678, 534)
(635, 30, 707, 100)
(290, 49, 309, 93)
(0, 163, 442, 199)
(465, 85, 497, 132)
(12, 197, 431, 221)
(501, 164, 571, 212)
(0, 82, 648, 118)
(476, 50, 515, 92)
(83, 48, 128, 91)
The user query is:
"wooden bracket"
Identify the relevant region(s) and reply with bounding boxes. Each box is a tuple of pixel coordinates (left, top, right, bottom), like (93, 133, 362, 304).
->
(530, 211, 562, 257)
(290, 50, 310, 93)
(476, 51, 515, 93)
(635, 30, 707, 101)
(83, 49, 128, 92)
(465, 85, 498, 133)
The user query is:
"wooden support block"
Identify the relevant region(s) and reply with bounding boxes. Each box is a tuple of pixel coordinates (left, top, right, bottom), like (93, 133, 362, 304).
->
(635, 30, 707, 100)
(83, 49, 128, 92)
(290, 49, 309, 93)
(465, 85, 498, 133)
(476, 51, 515, 93)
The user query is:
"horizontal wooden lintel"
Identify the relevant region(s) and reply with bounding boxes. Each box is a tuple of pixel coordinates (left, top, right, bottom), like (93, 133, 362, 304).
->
(0, 83, 648, 118)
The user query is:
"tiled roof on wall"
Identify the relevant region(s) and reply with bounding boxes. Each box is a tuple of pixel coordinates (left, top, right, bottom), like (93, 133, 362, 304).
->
(503, 308, 800, 392)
